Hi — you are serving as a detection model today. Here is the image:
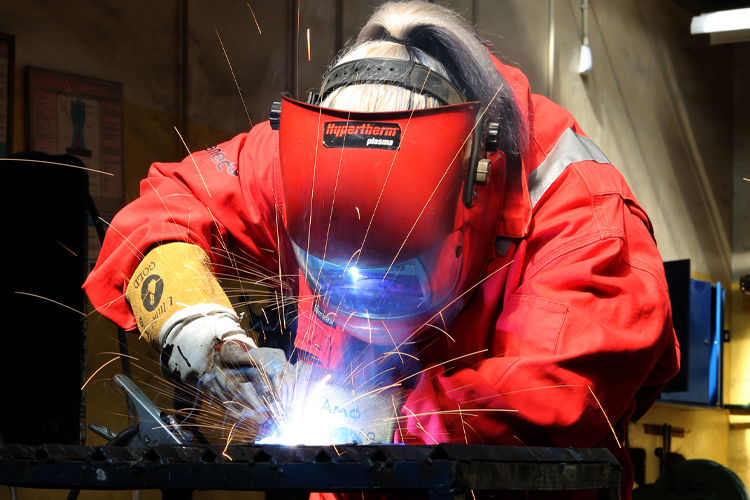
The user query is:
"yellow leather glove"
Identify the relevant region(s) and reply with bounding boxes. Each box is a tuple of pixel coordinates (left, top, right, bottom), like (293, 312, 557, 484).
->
(126, 242, 233, 346)
(125, 242, 287, 425)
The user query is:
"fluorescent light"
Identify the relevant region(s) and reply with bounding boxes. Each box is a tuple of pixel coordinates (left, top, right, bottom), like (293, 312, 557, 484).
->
(691, 8, 750, 34)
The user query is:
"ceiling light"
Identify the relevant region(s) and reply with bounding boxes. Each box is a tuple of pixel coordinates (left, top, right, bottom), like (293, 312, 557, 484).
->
(691, 8, 750, 44)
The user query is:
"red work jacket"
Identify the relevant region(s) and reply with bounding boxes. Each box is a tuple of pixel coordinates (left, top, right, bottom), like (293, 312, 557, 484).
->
(84, 61, 679, 499)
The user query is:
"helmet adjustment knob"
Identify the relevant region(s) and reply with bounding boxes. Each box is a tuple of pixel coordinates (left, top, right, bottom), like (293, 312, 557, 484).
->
(269, 101, 282, 130)
(485, 122, 500, 152)
(475, 158, 492, 184)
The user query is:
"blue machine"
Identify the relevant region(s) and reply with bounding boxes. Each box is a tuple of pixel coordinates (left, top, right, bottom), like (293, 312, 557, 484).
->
(660, 260, 726, 407)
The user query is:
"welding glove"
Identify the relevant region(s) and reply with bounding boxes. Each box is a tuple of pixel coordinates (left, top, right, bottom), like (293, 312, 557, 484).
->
(125, 242, 285, 410)
(160, 304, 288, 426)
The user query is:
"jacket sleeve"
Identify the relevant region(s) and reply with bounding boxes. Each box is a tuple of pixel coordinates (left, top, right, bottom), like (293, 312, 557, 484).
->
(397, 162, 680, 450)
(83, 124, 284, 331)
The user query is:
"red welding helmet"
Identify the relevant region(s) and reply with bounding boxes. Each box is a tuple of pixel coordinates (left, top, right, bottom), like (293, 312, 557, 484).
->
(277, 60, 505, 345)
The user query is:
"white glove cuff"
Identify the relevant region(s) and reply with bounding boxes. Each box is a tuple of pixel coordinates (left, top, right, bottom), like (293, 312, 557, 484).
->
(158, 303, 257, 381)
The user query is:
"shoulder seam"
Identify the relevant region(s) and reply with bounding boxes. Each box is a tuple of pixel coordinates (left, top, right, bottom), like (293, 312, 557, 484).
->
(524, 231, 623, 282)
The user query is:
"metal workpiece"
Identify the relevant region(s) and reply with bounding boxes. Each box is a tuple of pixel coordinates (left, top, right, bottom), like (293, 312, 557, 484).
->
(0, 442, 621, 499)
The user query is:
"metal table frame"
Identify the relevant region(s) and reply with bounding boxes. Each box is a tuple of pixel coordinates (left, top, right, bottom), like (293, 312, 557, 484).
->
(0, 443, 621, 499)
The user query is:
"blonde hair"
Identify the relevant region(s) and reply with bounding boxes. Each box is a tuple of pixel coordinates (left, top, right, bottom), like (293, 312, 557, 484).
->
(322, 1, 528, 154)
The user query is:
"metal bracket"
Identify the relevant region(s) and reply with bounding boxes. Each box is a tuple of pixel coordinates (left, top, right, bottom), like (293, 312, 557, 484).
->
(113, 374, 189, 447)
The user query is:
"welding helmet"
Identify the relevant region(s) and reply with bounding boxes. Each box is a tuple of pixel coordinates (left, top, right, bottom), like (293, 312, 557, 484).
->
(275, 58, 505, 345)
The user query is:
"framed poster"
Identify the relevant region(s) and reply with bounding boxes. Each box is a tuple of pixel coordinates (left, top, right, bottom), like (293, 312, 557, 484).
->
(26, 67, 124, 214)
(0, 32, 14, 158)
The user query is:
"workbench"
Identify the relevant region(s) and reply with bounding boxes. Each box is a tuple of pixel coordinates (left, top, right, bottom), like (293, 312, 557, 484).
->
(0, 442, 621, 499)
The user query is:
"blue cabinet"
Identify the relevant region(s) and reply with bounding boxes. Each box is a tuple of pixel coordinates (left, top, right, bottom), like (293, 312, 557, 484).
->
(660, 260, 725, 407)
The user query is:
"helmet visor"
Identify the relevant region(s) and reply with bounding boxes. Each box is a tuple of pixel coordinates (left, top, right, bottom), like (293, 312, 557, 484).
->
(293, 229, 463, 321)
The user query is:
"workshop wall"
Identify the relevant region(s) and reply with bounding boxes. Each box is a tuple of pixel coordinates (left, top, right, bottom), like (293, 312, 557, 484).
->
(729, 40, 750, 493)
(1, 0, 747, 497)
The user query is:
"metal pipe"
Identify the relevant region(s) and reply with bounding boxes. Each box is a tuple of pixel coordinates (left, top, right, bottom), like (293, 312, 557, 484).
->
(335, 0, 344, 54)
(548, 0, 555, 99)
(579, 0, 593, 75)
(288, 0, 299, 99)
(180, 0, 189, 140)
(581, 0, 589, 46)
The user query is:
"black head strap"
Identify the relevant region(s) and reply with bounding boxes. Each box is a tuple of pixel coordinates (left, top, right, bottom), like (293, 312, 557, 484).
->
(319, 57, 466, 106)
(380, 33, 415, 46)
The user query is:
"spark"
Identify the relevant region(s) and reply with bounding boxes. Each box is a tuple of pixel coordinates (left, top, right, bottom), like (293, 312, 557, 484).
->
(395, 408, 518, 418)
(383, 350, 419, 362)
(173, 127, 211, 198)
(439, 312, 451, 341)
(399, 261, 512, 349)
(48, 235, 77, 256)
(498, 384, 582, 397)
(274, 199, 285, 327)
(458, 403, 468, 444)
(588, 386, 621, 448)
(344, 350, 490, 408)
(223, 422, 239, 460)
(384, 85, 504, 277)
(0, 157, 113, 176)
(247, 3, 261, 34)
(355, 207, 360, 219)
(304, 107, 324, 286)
(355, 69, 432, 268)
(15, 292, 85, 317)
(307, 29, 311, 61)
(95, 217, 144, 260)
(316, 108, 352, 292)
(744, 177, 750, 182)
(96, 352, 139, 361)
(382, 322, 403, 363)
(366, 310, 372, 343)
(216, 30, 252, 127)
(513, 435, 538, 460)
(403, 405, 438, 444)
(392, 395, 404, 443)
(463, 420, 485, 444)
(424, 320, 455, 343)
(81, 356, 124, 390)
(340, 310, 358, 333)
(206, 206, 237, 277)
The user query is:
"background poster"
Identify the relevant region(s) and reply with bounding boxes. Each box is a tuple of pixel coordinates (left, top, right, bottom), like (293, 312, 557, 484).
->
(27, 67, 123, 212)
(27, 67, 123, 270)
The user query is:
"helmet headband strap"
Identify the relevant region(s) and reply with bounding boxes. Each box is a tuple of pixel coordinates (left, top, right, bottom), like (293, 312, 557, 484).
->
(319, 57, 466, 107)
(379, 32, 415, 47)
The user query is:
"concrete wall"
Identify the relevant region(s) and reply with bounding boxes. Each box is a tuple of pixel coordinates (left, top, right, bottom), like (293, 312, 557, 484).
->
(1, 0, 748, 496)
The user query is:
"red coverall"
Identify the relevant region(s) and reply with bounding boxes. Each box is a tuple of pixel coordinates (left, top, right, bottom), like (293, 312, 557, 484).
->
(84, 59, 680, 499)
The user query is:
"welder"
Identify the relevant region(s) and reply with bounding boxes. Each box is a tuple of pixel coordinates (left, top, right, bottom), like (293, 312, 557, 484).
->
(84, 2, 679, 498)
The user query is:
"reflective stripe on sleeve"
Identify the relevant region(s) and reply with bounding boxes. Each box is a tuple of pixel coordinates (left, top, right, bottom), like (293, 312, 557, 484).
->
(528, 128, 610, 208)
